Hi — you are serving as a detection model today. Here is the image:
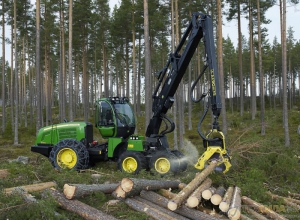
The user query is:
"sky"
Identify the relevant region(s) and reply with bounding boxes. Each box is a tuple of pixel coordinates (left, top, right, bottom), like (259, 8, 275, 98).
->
(109, 0, 300, 46)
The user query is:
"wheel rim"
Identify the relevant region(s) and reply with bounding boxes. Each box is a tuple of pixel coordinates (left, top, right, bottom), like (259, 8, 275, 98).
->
(122, 157, 138, 173)
(154, 157, 171, 174)
(56, 148, 77, 169)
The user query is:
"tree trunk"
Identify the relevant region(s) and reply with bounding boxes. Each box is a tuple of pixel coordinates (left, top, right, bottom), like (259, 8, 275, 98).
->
(158, 189, 177, 199)
(36, 0, 42, 133)
(227, 186, 241, 220)
(289, 192, 300, 200)
(211, 185, 226, 205)
(140, 190, 220, 220)
(63, 183, 119, 200)
(167, 161, 217, 211)
(134, 196, 189, 220)
(266, 192, 300, 211)
(4, 182, 57, 195)
(47, 188, 118, 220)
(219, 186, 234, 212)
(2, 0, 6, 135)
(68, 0, 74, 121)
(144, 0, 152, 128)
(241, 196, 288, 220)
(186, 178, 212, 208)
(242, 206, 269, 220)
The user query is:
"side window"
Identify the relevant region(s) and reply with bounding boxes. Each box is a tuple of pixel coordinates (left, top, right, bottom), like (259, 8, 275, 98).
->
(99, 101, 114, 126)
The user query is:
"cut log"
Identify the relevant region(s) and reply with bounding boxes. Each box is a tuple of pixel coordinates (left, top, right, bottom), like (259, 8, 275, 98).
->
(211, 185, 226, 205)
(63, 183, 118, 199)
(266, 191, 300, 211)
(227, 186, 241, 220)
(158, 189, 177, 199)
(124, 197, 177, 220)
(167, 161, 217, 211)
(0, 169, 9, 179)
(186, 178, 212, 208)
(288, 192, 300, 200)
(120, 178, 181, 198)
(140, 190, 221, 220)
(47, 188, 118, 220)
(4, 181, 57, 195)
(134, 196, 189, 220)
(219, 186, 234, 212)
(202, 187, 216, 200)
(241, 196, 288, 220)
(112, 185, 125, 199)
(242, 206, 268, 220)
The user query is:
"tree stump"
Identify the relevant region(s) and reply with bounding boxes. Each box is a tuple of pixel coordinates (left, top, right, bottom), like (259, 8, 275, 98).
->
(63, 183, 118, 199)
(186, 178, 212, 208)
(167, 161, 217, 211)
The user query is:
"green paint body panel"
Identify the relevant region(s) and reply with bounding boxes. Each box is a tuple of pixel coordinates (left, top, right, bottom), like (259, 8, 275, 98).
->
(127, 136, 145, 152)
(35, 122, 87, 145)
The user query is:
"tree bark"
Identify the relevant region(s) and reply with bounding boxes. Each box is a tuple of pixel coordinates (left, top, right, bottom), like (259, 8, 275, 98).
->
(158, 189, 177, 199)
(202, 186, 216, 200)
(186, 178, 212, 208)
(241, 196, 288, 220)
(211, 185, 226, 205)
(289, 192, 300, 200)
(125, 197, 176, 220)
(140, 190, 220, 220)
(0, 169, 9, 179)
(219, 186, 234, 212)
(63, 183, 119, 199)
(167, 161, 217, 211)
(47, 188, 117, 220)
(4, 182, 57, 195)
(68, 0, 74, 121)
(134, 196, 189, 220)
(227, 186, 241, 220)
(240, 214, 253, 220)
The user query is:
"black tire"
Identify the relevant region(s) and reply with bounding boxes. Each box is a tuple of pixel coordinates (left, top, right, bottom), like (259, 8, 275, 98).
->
(171, 150, 188, 172)
(117, 151, 147, 174)
(149, 150, 179, 175)
(49, 139, 89, 170)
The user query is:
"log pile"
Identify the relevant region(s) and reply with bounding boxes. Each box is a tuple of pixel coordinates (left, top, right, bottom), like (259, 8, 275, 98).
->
(4, 166, 300, 220)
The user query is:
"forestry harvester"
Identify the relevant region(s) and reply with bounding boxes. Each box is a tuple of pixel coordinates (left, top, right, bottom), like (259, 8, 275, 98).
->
(31, 12, 231, 175)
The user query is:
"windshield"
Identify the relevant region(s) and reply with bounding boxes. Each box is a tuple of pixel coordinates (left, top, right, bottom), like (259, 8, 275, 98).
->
(114, 103, 136, 127)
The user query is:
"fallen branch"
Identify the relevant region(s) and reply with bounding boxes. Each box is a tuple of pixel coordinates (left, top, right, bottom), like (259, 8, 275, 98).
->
(288, 192, 300, 200)
(266, 191, 300, 211)
(63, 183, 119, 199)
(167, 161, 217, 211)
(242, 206, 268, 220)
(4, 182, 57, 195)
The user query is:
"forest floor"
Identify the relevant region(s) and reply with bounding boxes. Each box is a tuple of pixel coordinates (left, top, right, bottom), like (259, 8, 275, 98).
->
(0, 104, 300, 219)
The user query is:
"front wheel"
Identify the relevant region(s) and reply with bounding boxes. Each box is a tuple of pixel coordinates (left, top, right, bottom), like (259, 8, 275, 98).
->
(49, 139, 89, 170)
(149, 151, 179, 175)
(117, 151, 147, 174)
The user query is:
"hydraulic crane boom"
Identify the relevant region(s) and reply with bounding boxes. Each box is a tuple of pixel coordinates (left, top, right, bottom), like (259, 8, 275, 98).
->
(145, 12, 231, 173)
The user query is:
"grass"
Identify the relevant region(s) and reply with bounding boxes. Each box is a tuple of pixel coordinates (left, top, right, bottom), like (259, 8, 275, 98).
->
(0, 101, 300, 219)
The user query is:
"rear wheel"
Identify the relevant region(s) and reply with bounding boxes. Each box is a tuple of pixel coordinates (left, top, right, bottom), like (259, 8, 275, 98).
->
(171, 150, 188, 172)
(117, 151, 147, 174)
(150, 151, 179, 175)
(49, 139, 89, 170)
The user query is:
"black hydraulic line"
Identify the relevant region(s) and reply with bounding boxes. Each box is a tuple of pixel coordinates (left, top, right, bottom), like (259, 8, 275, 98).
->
(190, 64, 208, 103)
